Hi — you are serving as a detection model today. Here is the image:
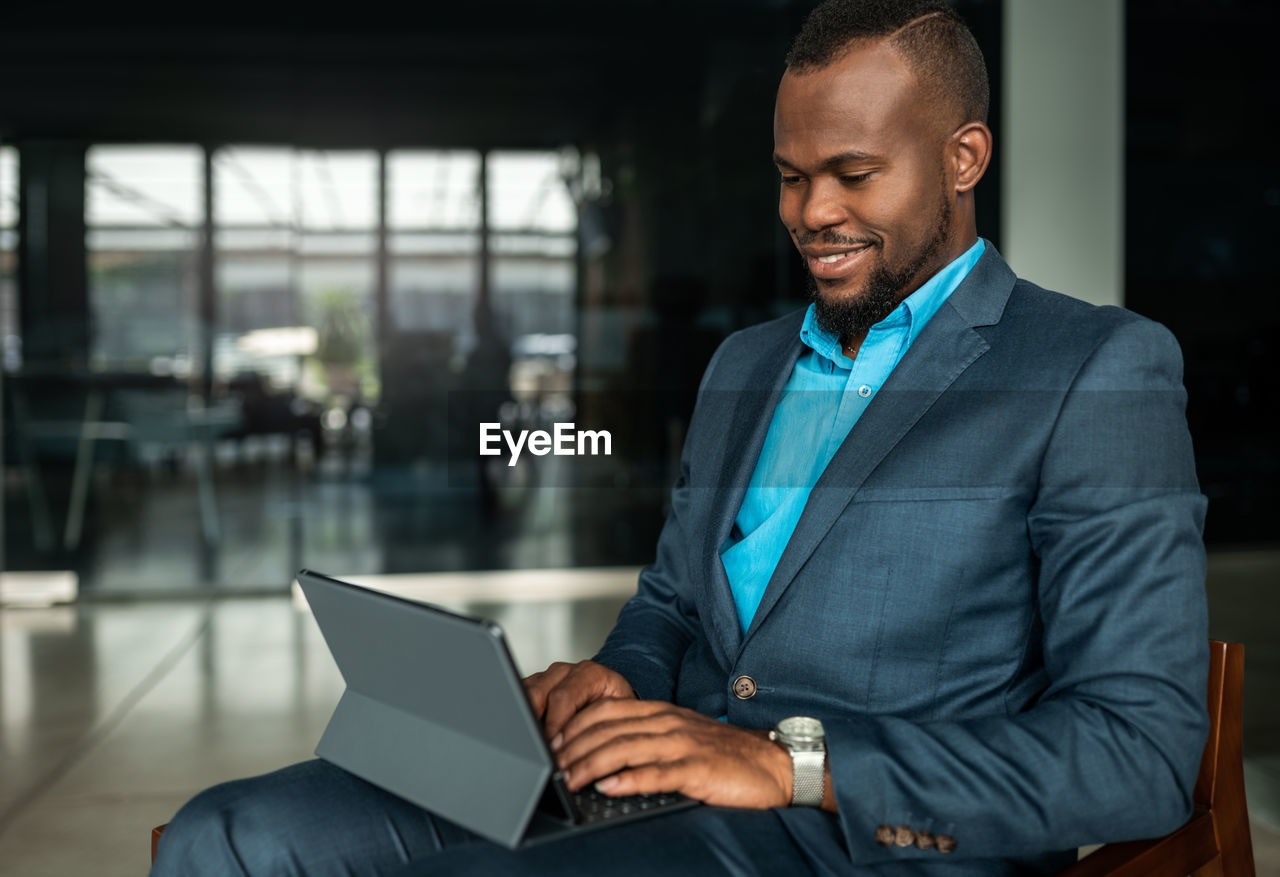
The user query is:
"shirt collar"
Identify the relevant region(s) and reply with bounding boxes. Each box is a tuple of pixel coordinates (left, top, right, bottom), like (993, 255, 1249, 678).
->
(799, 238, 986, 365)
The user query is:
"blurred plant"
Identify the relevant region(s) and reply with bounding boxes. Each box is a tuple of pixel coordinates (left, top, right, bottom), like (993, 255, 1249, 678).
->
(314, 288, 365, 368)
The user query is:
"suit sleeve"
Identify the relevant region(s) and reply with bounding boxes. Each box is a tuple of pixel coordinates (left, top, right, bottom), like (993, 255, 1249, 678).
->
(824, 317, 1210, 861)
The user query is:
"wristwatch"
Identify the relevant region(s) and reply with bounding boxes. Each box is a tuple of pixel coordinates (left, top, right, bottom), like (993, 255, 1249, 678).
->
(769, 716, 826, 807)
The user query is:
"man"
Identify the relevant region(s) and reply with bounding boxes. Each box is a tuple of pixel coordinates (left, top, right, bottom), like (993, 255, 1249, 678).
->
(152, 1, 1208, 874)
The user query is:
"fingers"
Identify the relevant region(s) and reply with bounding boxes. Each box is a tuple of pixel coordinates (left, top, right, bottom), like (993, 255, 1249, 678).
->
(555, 698, 684, 756)
(589, 751, 789, 810)
(593, 761, 699, 798)
(551, 707, 794, 809)
(542, 680, 599, 741)
(522, 662, 573, 721)
(554, 702, 704, 790)
(561, 723, 696, 793)
(542, 663, 634, 741)
(522, 660, 636, 738)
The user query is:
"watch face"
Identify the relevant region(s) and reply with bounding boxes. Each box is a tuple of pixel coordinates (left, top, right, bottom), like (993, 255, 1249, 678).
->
(778, 716, 824, 741)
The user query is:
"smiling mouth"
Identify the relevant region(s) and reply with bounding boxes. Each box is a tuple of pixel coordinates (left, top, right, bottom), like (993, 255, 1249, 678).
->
(805, 245, 873, 280)
(815, 250, 864, 264)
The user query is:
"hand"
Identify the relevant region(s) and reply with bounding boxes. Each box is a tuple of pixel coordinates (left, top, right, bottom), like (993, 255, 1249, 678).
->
(551, 697, 793, 810)
(522, 660, 636, 741)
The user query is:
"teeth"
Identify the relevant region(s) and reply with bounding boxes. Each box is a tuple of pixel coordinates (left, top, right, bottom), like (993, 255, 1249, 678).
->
(817, 252, 853, 264)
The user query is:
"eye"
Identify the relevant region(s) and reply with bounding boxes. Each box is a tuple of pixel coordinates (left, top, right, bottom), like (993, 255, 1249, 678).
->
(840, 172, 872, 184)
(779, 174, 804, 186)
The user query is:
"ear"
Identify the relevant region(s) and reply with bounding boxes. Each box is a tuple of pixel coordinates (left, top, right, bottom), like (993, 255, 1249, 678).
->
(949, 122, 992, 193)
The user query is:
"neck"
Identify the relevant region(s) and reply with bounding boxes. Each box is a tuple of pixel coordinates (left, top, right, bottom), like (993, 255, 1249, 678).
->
(841, 332, 866, 359)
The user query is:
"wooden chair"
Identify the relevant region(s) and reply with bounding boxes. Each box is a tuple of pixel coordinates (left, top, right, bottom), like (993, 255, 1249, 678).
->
(151, 641, 1255, 872)
(1060, 640, 1254, 877)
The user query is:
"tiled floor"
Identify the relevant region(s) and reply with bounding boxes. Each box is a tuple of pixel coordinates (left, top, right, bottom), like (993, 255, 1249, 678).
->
(0, 555, 1278, 876)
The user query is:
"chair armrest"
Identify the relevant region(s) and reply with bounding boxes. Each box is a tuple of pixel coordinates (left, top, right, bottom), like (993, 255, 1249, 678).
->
(1056, 810, 1218, 877)
(151, 824, 167, 863)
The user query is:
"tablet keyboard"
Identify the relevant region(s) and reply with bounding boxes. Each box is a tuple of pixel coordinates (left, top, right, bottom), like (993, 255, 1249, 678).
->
(571, 787, 692, 825)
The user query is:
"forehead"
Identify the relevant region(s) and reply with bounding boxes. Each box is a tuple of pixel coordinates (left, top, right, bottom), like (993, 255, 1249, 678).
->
(774, 40, 933, 162)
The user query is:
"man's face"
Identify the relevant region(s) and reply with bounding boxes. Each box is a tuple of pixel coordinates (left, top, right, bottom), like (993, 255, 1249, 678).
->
(774, 40, 958, 339)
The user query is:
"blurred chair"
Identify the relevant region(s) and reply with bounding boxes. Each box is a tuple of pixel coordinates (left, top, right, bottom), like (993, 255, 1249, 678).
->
(1059, 640, 1254, 876)
(112, 386, 236, 545)
(5, 374, 238, 552)
(5, 375, 130, 552)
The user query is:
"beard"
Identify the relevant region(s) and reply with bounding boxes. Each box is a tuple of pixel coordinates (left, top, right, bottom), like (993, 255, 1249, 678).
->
(806, 195, 952, 342)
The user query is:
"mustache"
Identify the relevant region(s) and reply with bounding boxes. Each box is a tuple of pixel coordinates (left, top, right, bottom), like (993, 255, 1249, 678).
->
(791, 228, 879, 248)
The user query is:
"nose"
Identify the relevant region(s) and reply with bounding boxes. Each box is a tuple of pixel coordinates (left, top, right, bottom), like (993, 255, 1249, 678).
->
(797, 177, 846, 233)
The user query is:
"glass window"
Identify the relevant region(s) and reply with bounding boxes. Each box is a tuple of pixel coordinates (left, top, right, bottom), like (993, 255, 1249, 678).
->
(388, 150, 481, 231)
(387, 151, 481, 334)
(1, 147, 18, 371)
(85, 145, 203, 374)
(213, 147, 296, 383)
(213, 148, 379, 404)
(487, 152, 578, 399)
(487, 151, 576, 234)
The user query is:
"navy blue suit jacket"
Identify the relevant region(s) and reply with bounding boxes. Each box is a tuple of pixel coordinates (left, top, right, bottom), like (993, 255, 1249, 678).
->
(594, 245, 1209, 874)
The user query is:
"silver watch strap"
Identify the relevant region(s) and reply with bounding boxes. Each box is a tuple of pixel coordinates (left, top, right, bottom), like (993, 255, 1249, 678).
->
(790, 748, 825, 807)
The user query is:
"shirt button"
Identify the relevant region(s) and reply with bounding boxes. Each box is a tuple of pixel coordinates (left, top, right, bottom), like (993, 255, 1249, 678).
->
(731, 675, 758, 699)
(858, 385, 873, 398)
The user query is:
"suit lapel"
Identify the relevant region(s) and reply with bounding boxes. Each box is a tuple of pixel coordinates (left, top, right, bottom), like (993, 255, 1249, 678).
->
(741, 245, 1016, 644)
(700, 321, 804, 665)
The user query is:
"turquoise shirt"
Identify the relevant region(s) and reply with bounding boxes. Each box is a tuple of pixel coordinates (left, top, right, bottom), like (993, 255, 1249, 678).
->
(720, 239, 986, 633)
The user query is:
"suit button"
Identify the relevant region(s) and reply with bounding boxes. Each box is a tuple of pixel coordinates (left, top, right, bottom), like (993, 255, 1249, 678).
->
(893, 825, 915, 847)
(914, 830, 936, 850)
(874, 824, 894, 846)
(936, 834, 956, 854)
(731, 675, 757, 699)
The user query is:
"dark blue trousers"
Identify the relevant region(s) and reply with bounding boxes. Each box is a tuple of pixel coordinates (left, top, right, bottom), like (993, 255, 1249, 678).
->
(149, 759, 841, 876)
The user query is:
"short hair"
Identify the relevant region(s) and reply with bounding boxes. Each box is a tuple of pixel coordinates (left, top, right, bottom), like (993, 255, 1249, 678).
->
(785, 0, 990, 128)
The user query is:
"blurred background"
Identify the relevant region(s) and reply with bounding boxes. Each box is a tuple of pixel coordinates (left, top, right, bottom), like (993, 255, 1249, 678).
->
(0, 1, 1277, 873)
(0, 4, 857, 596)
(0, 1, 1275, 596)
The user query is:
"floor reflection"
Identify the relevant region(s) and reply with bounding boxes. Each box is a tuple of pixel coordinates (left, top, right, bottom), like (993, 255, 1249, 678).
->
(3, 442, 671, 598)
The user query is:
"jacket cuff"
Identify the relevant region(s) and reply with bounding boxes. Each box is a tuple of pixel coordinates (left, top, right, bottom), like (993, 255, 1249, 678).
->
(823, 716, 971, 864)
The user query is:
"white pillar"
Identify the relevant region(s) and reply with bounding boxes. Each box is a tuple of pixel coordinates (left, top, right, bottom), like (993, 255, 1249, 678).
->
(1001, 0, 1124, 307)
